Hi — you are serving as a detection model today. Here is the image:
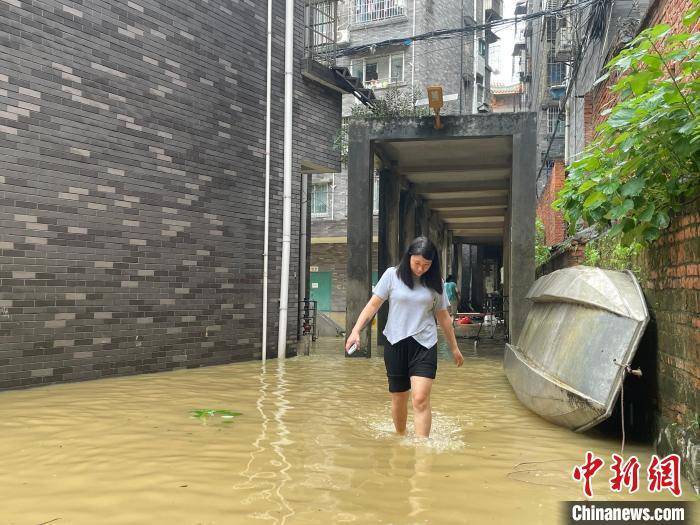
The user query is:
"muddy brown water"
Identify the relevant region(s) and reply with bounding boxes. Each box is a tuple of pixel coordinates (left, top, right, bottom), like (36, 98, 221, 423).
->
(0, 337, 693, 524)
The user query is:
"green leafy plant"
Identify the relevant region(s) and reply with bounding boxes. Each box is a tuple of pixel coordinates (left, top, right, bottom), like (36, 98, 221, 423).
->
(535, 218, 551, 266)
(334, 86, 430, 164)
(554, 1, 700, 246)
(190, 408, 242, 424)
(583, 235, 642, 274)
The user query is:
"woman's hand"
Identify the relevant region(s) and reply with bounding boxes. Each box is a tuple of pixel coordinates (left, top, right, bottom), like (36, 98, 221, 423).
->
(452, 347, 464, 367)
(345, 331, 360, 353)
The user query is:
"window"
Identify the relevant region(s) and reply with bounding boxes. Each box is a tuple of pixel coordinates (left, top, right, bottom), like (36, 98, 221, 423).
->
(355, 0, 405, 23)
(545, 16, 557, 43)
(373, 174, 379, 215)
(365, 61, 378, 82)
(546, 107, 565, 136)
(311, 182, 331, 217)
(350, 53, 405, 88)
(390, 55, 404, 84)
(547, 51, 565, 85)
(478, 38, 487, 57)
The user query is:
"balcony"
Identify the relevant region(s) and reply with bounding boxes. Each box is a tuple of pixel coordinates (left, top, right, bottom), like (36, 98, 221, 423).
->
(304, 0, 338, 67)
(485, 0, 503, 21)
(354, 0, 405, 24)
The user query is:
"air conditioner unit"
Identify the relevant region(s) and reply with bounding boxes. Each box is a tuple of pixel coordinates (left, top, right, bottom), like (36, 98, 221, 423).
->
(337, 29, 349, 44)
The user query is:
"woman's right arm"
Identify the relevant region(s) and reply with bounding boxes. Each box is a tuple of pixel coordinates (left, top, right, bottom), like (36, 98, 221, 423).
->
(345, 295, 385, 351)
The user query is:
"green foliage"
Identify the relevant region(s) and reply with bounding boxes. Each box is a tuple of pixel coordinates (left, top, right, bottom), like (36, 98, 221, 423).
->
(190, 408, 242, 424)
(535, 218, 551, 267)
(334, 86, 430, 164)
(554, 1, 700, 246)
(583, 235, 643, 274)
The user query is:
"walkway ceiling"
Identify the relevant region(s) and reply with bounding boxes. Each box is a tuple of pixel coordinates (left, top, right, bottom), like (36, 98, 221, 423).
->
(378, 137, 513, 245)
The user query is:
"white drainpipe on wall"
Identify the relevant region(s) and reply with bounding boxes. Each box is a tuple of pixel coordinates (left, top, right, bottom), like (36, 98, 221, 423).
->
(262, 0, 273, 362)
(277, 0, 295, 359)
(411, 0, 417, 87)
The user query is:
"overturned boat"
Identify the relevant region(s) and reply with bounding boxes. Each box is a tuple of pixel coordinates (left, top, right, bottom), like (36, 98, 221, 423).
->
(504, 266, 649, 432)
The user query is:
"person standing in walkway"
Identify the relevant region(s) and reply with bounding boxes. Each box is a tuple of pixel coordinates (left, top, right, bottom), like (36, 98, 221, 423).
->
(444, 275, 460, 315)
(345, 236, 464, 438)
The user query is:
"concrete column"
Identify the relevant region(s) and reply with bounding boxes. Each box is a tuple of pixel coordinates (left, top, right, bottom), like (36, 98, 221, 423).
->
(346, 123, 373, 357)
(455, 243, 463, 309)
(461, 244, 471, 308)
(298, 172, 310, 339)
(418, 201, 430, 238)
(502, 204, 511, 331)
(472, 246, 485, 310)
(509, 115, 537, 344)
(377, 167, 400, 349)
(402, 193, 416, 250)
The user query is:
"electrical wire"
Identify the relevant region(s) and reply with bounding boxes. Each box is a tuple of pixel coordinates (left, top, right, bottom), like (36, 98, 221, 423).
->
(336, 0, 606, 58)
(535, 0, 614, 181)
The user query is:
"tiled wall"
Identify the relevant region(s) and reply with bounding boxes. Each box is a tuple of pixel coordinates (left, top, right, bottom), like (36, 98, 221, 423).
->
(0, 0, 341, 389)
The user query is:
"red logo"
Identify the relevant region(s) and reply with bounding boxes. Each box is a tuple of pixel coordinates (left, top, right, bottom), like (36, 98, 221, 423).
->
(573, 453, 683, 497)
(573, 451, 605, 498)
(647, 454, 682, 497)
(609, 453, 641, 493)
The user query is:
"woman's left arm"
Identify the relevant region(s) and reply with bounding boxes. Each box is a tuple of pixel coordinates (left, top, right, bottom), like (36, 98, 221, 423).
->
(436, 309, 464, 367)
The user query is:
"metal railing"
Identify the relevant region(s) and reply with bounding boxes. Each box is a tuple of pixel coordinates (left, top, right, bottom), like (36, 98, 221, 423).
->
(305, 0, 338, 66)
(354, 0, 405, 24)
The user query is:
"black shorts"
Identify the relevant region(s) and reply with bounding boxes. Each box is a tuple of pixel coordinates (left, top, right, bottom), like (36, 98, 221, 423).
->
(384, 337, 437, 393)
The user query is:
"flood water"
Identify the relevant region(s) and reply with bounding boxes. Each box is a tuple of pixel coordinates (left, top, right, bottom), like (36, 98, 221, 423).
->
(0, 337, 693, 524)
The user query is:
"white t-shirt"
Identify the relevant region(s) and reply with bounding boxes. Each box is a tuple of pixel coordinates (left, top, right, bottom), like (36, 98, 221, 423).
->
(373, 266, 450, 348)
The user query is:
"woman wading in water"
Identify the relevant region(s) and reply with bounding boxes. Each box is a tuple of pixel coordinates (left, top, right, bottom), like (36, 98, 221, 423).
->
(345, 237, 464, 438)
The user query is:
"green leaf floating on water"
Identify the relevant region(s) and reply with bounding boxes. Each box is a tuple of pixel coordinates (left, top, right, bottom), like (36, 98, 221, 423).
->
(191, 408, 242, 424)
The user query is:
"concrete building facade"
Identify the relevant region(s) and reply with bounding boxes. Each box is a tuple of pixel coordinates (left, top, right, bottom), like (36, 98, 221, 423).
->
(310, 0, 503, 319)
(0, 0, 343, 389)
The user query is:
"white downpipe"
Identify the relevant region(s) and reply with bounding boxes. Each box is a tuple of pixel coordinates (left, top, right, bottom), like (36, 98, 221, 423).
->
(411, 0, 416, 88)
(277, 0, 294, 359)
(472, 0, 478, 113)
(262, 0, 273, 362)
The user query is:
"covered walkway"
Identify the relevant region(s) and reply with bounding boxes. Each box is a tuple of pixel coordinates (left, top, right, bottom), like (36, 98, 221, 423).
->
(346, 113, 537, 355)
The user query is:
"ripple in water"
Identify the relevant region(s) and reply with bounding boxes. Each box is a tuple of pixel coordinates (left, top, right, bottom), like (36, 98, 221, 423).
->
(364, 410, 466, 453)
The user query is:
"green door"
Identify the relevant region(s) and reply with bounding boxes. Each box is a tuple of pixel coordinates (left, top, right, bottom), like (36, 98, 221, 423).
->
(310, 271, 332, 312)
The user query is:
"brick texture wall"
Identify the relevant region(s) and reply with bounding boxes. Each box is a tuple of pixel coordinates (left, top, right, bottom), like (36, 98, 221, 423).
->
(0, 0, 341, 389)
(310, 241, 378, 312)
(536, 160, 567, 246)
(584, 0, 699, 491)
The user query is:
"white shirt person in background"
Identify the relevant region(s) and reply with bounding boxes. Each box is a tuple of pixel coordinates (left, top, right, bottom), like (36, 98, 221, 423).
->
(345, 236, 464, 438)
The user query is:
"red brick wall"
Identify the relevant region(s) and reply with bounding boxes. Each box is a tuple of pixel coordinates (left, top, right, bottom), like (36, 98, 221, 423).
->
(536, 160, 567, 246)
(586, 0, 699, 492)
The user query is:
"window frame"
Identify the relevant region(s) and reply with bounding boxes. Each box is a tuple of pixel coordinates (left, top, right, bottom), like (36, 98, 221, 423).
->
(350, 52, 405, 88)
(311, 182, 331, 218)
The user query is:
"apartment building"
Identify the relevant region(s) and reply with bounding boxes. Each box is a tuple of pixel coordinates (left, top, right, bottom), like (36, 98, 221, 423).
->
(310, 0, 503, 319)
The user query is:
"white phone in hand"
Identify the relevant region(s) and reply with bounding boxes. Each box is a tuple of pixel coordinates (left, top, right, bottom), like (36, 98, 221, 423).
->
(346, 343, 358, 355)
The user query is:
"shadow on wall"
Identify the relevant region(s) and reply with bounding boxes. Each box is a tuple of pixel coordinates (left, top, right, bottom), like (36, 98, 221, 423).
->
(593, 319, 659, 444)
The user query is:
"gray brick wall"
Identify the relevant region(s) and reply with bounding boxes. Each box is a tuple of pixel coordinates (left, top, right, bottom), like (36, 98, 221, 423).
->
(310, 241, 378, 312)
(0, 0, 341, 389)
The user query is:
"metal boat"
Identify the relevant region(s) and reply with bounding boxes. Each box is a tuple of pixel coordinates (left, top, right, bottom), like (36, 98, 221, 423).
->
(503, 266, 649, 432)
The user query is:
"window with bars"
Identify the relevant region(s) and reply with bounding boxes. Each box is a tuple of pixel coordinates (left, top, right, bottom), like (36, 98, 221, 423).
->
(545, 16, 557, 43)
(546, 107, 565, 136)
(355, 0, 405, 23)
(311, 182, 331, 217)
(547, 51, 565, 85)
